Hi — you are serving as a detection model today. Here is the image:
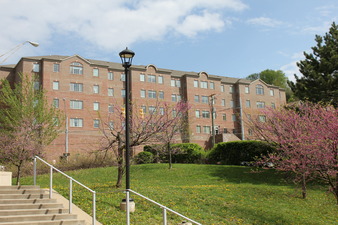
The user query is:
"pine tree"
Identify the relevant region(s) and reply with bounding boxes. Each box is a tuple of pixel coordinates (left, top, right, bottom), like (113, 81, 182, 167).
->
(288, 22, 338, 107)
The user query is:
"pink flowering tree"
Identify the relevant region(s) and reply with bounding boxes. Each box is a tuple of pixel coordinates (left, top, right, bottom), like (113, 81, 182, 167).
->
(98, 101, 190, 188)
(249, 102, 338, 203)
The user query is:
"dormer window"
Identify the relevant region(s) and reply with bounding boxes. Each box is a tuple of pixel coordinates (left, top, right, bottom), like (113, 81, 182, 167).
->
(256, 84, 264, 95)
(70, 62, 83, 75)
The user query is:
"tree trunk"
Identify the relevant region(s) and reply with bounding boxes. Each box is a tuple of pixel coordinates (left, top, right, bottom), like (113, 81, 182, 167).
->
(301, 174, 307, 199)
(115, 134, 124, 188)
(168, 143, 172, 169)
(16, 163, 22, 185)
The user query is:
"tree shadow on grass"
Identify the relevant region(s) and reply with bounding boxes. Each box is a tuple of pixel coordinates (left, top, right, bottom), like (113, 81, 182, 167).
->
(208, 165, 289, 186)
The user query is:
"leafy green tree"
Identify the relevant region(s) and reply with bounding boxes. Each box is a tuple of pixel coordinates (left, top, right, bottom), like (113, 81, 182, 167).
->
(288, 22, 338, 107)
(246, 69, 293, 101)
(0, 74, 62, 184)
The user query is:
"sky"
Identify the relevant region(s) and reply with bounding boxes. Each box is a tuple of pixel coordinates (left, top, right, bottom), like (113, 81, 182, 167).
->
(0, 0, 337, 81)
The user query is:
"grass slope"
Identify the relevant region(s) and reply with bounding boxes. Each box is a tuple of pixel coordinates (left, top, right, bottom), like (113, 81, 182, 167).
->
(20, 164, 337, 225)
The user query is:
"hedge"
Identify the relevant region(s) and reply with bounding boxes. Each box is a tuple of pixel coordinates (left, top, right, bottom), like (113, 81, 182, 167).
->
(206, 140, 275, 165)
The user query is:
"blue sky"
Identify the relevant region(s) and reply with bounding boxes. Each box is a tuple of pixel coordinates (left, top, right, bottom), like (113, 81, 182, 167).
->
(0, 0, 337, 81)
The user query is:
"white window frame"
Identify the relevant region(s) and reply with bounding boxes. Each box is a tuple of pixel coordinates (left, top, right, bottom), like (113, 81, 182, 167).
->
(93, 119, 100, 128)
(200, 81, 208, 89)
(70, 62, 83, 75)
(93, 102, 100, 111)
(70, 118, 83, 127)
(108, 88, 114, 96)
(93, 68, 99, 77)
(108, 72, 114, 80)
(148, 75, 156, 83)
(158, 76, 164, 84)
(53, 81, 59, 90)
(148, 90, 157, 99)
(93, 85, 99, 94)
(70, 83, 83, 92)
(140, 90, 146, 98)
(140, 74, 145, 82)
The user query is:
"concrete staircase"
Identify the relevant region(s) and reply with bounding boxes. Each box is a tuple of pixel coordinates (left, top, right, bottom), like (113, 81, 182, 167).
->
(0, 185, 85, 225)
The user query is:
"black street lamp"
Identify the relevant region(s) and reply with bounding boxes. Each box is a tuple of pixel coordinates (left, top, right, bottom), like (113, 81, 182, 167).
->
(119, 47, 135, 190)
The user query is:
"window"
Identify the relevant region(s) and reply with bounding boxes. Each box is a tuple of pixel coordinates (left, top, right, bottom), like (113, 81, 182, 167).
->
(194, 80, 199, 88)
(70, 62, 83, 74)
(223, 128, 228, 133)
(172, 109, 177, 117)
(70, 100, 83, 109)
(245, 86, 250, 94)
(70, 118, 83, 127)
(194, 95, 200, 103)
(210, 82, 215, 89)
(70, 83, 83, 92)
(93, 68, 99, 77)
(221, 99, 225, 106)
(246, 100, 251, 108)
(259, 115, 266, 122)
(203, 126, 211, 134)
(195, 110, 200, 118)
(33, 63, 40, 72)
(108, 88, 114, 96)
(229, 85, 234, 93)
(230, 100, 235, 108)
(53, 99, 59, 108)
(159, 91, 164, 99)
(121, 73, 126, 81)
(177, 95, 181, 102)
(222, 114, 226, 121)
(93, 85, 99, 94)
(108, 104, 114, 113)
(248, 129, 253, 136)
(34, 81, 40, 90)
(256, 84, 264, 95)
(109, 121, 114, 129)
(121, 89, 126, 98)
(149, 106, 156, 114)
(256, 101, 265, 108)
(221, 85, 225, 92)
(200, 81, 208, 89)
(171, 94, 177, 102)
(141, 106, 147, 114)
(140, 74, 145, 82)
(201, 96, 209, 104)
(271, 102, 276, 109)
(232, 114, 237, 121)
(93, 119, 100, 128)
(53, 81, 59, 90)
(158, 76, 164, 84)
(93, 102, 100, 111)
(148, 75, 156, 83)
(202, 110, 210, 118)
(148, 90, 157, 99)
(270, 89, 274, 96)
(171, 79, 181, 87)
(108, 72, 114, 80)
(196, 126, 201, 133)
(140, 90, 146, 98)
(53, 64, 60, 72)
(159, 107, 164, 115)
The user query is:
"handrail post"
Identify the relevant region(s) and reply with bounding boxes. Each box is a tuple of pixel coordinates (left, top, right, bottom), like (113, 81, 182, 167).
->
(69, 179, 73, 214)
(163, 208, 167, 225)
(126, 190, 130, 225)
(33, 157, 37, 186)
(49, 167, 53, 199)
(93, 191, 96, 225)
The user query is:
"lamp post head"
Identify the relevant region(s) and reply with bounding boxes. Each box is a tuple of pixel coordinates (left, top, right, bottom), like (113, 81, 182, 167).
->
(119, 47, 135, 68)
(27, 41, 39, 47)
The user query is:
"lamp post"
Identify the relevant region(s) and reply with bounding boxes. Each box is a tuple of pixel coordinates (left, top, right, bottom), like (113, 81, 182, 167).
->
(62, 98, 69, 160)
(0, 41, 39, 64)
(119, 47, 135, 225)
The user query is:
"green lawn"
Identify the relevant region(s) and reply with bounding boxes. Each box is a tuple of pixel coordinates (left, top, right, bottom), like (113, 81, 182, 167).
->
(19, 164, 338, 225)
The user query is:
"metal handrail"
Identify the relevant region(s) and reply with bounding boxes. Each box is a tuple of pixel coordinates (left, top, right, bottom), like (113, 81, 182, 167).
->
(127, 189, 202, 225)
(33, 156, 97, 225)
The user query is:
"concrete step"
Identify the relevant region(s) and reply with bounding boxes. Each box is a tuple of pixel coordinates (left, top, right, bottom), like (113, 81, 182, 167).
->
(0, 219, 85, 225)
(0, 208, 69, 216)
(0, 198, 57, 204)
(0, 189, 46, 195)
(0, 214, 78, 223)
(0, 194, 50, 200)
(0, 186, 40, 190)
(0, 203, 63, 210)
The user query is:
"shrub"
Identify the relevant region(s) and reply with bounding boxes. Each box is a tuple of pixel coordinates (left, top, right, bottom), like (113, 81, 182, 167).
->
(207, 141, 275, 165)
(171, 143, 206, 163)
(134, 151, 154, 164)
(144, 143, 206, 164)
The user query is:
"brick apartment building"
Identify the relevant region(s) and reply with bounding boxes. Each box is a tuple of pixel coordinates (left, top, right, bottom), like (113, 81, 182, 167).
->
(0, 55, 286, 160)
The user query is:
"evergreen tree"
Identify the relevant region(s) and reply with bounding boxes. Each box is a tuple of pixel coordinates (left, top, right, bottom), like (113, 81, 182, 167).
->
(288, 22, 338, 107)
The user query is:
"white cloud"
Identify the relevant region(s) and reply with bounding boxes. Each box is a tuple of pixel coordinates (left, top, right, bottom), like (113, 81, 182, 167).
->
(247, 17, 283, 28)
(0, 0, 248, 59)
(280, 52, 305, 82)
